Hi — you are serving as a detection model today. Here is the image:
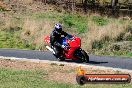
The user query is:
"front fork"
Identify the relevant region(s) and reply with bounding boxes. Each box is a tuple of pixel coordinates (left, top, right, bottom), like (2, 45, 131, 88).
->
(74, 48, 82, 59)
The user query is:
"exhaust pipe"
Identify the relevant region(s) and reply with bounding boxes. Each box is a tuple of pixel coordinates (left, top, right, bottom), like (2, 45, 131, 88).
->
(46, 46, 55, 54)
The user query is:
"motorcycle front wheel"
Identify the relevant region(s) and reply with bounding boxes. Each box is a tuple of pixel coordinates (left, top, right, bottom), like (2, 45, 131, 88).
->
(75, 49, 89, 63)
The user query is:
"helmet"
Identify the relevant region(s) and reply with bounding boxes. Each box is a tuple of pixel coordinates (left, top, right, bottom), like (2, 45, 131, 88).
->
(55, 24, 62, 33)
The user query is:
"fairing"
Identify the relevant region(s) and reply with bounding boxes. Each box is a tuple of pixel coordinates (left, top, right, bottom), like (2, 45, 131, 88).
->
(44, 34, 81, 60)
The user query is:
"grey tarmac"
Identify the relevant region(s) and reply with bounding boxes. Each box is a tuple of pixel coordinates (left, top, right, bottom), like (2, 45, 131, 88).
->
(0, 49, 132, 70)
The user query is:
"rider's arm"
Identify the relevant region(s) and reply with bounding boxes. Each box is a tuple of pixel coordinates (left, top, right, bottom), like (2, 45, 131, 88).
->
(50, 31, 62, 47)
(62, 31, 68, 37)
(50, 32, 55, 47)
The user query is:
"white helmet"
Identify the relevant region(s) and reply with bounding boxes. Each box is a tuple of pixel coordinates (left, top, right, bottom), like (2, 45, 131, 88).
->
(55, 23, 62, 33)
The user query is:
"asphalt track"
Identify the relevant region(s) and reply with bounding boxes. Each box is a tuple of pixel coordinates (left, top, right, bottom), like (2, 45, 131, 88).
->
(0, 49, 132, 70)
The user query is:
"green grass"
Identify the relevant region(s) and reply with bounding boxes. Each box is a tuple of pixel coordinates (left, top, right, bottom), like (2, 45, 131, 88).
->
(33, 12, 88, 33)
(0, 68, 132, 88)
(127, 52, 132, 57)
(62, 14, 88, 33)
(0, 30, 35, 50)
(94, 50, 132, 58)
(92, 16, 109, 26)
(33, 12, 57, 20)
(0, 7, 6, 12)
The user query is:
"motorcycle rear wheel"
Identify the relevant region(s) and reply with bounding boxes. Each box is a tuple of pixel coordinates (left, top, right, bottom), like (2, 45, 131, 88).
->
(81, 50, 89, 63)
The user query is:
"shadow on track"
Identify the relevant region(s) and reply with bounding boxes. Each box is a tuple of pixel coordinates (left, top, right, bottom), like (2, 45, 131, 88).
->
(88, 61, 108, 64)
(64, 59, 108, 65)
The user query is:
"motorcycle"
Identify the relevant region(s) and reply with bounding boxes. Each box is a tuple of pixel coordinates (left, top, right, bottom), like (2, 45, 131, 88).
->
(44, 33, 89, 63)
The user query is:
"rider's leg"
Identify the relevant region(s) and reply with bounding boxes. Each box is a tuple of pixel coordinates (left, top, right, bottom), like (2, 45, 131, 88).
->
(54, 46, 63, 57)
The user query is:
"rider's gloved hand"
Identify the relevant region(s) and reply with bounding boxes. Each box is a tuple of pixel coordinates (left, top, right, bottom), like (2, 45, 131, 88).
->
(61, 45, 65, 48)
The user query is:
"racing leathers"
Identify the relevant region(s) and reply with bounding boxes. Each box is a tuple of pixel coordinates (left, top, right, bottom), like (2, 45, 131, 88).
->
(50, 29, 68, 57)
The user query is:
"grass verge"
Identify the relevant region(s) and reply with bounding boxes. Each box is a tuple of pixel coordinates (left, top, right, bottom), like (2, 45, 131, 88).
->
(0, 59, 132, 88)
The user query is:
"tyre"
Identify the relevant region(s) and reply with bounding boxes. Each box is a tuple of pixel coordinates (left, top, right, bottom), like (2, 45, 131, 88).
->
(78, 50, 89, 63)
(76, 75, 86, 85)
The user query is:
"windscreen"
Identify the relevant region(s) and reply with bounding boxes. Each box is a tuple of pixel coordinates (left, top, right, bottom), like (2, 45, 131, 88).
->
(65, 34, 74, 40)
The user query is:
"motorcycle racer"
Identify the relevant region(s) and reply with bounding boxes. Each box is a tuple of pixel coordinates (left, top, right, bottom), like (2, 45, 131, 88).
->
(50, 23, 68, 59)
(45, 24, 89, 62)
